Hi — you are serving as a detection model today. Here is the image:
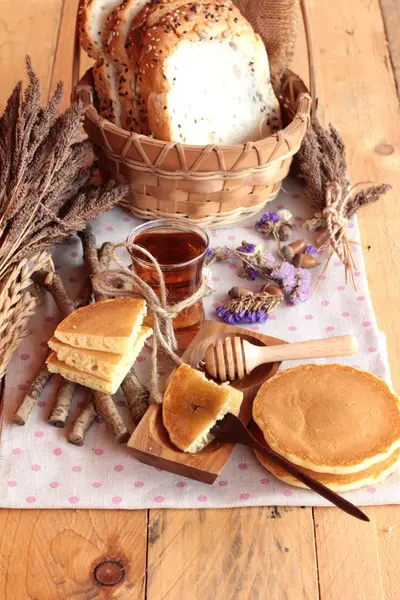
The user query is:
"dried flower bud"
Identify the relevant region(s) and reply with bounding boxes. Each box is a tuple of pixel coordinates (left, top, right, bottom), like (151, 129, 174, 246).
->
(261, 284, 284, 297)
(278, 224, 293, 242)
(276, 209, 294, 224)
(228, 286, 253, 299)
(293, 253, 319, 269)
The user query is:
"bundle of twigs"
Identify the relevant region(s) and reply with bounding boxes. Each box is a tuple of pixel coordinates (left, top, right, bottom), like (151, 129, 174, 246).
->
(12, 225, 149, 446)
(0, 57, 128, 378)
(296, 120, 391, 287)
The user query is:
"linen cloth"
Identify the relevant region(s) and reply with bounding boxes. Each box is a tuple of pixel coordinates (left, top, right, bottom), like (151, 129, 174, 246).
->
(0, 180, 396, 509)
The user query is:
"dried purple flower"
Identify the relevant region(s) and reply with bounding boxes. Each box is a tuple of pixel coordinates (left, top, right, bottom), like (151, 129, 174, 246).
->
(271, 261, 298, 293)
(255, 211, 279, 229)
(238, 242, 256, 254)
(245, 266, 258, 280)
(287, 269, 313, 305)
(215, 291, 282, 325)
(271, 262, 312, 305)
(305, 244, 317, 256)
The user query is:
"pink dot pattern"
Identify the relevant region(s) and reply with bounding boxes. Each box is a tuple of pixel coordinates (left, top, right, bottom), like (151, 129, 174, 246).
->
(1, 195, 391, 510)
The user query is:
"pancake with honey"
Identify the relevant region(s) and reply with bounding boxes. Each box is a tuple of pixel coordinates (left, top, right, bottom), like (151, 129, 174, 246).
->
(253, 364, 400, 474)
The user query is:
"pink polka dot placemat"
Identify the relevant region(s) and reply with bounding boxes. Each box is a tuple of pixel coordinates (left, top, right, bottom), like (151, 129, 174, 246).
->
(1, 180, 398, 509)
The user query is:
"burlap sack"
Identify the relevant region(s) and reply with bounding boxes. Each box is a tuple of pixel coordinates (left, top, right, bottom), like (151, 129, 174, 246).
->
(235, 0, 298, 86)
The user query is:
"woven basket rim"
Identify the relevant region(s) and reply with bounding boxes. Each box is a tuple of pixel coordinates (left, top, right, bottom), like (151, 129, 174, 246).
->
(77, 67, 311, 156)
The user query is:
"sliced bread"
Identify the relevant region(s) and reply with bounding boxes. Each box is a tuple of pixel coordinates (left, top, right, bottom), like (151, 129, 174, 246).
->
(136, 2, 281, 144)
(79, 0, 125, 60)
(54, 298, 147, 354)
(80, 0, 125, 126)
(103, 0, 150, 131)
(162, 363, 243, 453)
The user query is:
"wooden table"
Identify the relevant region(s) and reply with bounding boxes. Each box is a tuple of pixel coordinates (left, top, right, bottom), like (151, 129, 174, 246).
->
(1, 1, 400, 598)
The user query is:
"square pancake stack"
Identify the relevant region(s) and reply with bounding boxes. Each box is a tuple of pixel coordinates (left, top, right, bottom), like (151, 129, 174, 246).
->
(252, 364, 400, 492)
(46, 298, 152, 394)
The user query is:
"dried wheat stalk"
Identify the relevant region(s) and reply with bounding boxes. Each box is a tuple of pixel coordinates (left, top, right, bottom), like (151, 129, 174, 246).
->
(0, 57, 128, 380)
(296, 121, 391, 286)
(0, 251, 50, 381)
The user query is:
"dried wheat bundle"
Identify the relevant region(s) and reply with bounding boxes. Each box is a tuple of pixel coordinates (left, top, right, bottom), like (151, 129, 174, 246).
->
(0, 56, 128, 279)
(296, 121, 391, 287)
(0, 251, 50, 380)
(0, 57, 128, 378)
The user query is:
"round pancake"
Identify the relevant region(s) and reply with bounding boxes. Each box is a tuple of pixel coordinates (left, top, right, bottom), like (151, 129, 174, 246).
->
(252, 425, 400, 492)
(253, 364, 400, 474)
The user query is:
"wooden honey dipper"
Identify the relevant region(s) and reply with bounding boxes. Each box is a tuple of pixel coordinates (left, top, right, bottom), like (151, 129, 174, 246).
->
(205, 335, 358, 382)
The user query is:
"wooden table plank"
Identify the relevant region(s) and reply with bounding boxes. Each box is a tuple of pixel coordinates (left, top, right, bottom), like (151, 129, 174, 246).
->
(0, 4, 149, 600)
(0, 0, 63, 108)
(380, 0, 400, 93)
(306, 0, 400, 597)
(0, 0, 399, 599)
(147, 507, 318, 600)
(48, 0, 94, 109)
(0, 509, 147, 599)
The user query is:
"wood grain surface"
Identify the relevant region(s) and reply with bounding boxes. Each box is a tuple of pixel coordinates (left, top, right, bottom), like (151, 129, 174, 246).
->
(0, 0, 399, 598)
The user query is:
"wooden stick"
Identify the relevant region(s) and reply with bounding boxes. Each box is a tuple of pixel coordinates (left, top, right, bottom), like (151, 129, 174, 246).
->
(31, 270, 75, 317)
(11, 364, 51, 425)
(93, 391, 129, 443)
(70, 234, 128, 442)
(48, 380, 75, 427)
(78, 224, 100, 277)
(68, 398, 97, 446)
(98, 242, 113, 274)
(121, 368, 150, 426)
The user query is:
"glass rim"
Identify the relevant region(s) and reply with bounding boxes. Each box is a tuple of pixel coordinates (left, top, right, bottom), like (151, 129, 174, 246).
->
(127, 218, 210, 270)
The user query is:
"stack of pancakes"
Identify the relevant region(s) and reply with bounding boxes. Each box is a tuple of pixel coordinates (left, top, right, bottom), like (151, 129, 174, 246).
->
(252, 364, 400, 492)
(46, 298, 151, 394)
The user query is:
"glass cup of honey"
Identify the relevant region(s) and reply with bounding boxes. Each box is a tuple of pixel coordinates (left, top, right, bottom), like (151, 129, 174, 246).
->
(128, 219, 209, 349)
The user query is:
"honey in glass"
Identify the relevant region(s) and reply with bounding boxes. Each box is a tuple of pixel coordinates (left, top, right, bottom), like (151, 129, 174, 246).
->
(128, 220, 209, 349)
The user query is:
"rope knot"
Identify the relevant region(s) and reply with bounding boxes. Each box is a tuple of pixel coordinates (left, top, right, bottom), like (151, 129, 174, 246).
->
(92, 242, 209, 404)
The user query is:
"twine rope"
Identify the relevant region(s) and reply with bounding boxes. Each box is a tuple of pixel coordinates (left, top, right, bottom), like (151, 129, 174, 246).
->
(322, 182, 350, 263)
(93, 242, 209, 403)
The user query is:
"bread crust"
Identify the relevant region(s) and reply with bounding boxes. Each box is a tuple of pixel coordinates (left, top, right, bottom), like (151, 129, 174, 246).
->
(136, 2, 275, 141)
(79, 0, 100, 59)
(93, 60, 117, 122)
(104, 0, 149, 131)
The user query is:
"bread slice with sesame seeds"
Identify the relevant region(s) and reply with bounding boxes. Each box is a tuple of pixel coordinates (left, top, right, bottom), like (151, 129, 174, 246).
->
(80, 0, 125, 126)
(124, 1, 193, 134)
(79, 0, 125, 60)
(135, 1, 281, 144)
(93, 59, 122, 124)
(103, 0, 150, 132)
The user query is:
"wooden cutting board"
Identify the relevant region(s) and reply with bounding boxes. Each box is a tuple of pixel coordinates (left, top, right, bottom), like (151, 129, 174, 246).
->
(127, 320, 284, 484)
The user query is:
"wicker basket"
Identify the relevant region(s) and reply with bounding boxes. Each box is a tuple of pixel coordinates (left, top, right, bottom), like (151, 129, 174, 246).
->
(73, 0, 315, 227)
